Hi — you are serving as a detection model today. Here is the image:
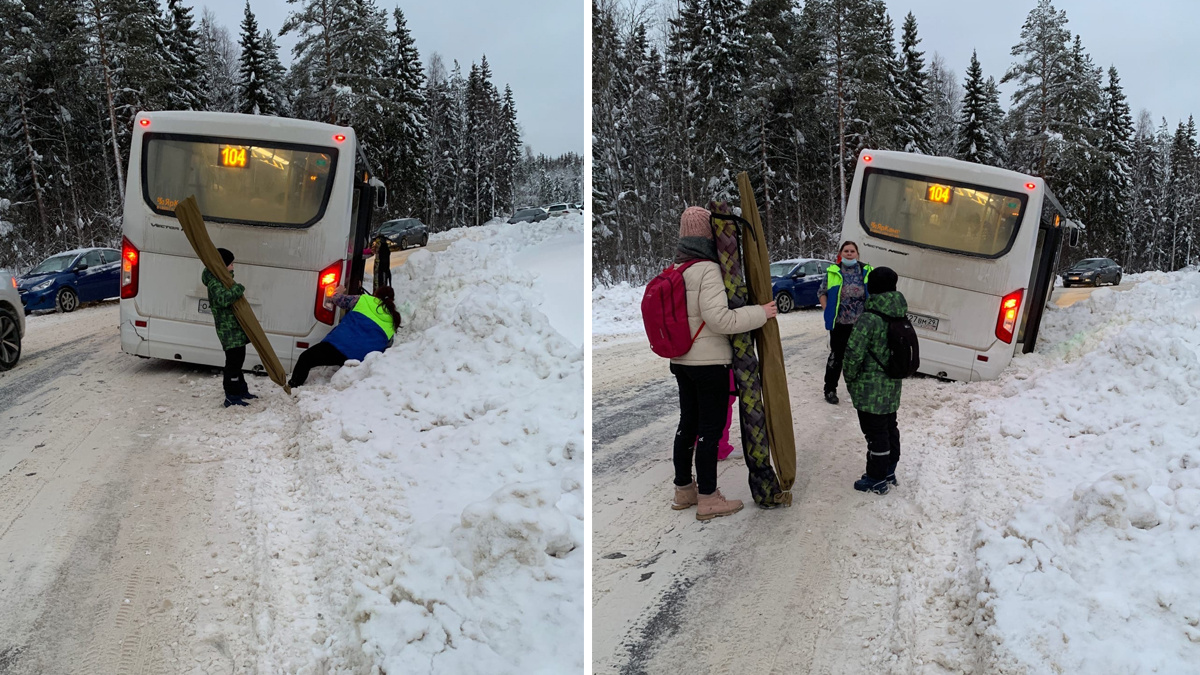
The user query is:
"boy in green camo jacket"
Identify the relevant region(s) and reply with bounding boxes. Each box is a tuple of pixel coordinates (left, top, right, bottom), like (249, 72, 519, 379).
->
(204, 248, 255, 408)
(843, 266, 904, 495)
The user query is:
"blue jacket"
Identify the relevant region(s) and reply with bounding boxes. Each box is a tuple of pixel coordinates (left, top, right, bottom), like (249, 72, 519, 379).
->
(322, 295, 395, 361)
(822, 262, 873, 331)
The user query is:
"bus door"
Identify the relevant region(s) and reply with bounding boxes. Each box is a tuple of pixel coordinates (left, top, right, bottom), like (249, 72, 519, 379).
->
(346, 147, 378, 293)
(1017, 195, 1067, 353)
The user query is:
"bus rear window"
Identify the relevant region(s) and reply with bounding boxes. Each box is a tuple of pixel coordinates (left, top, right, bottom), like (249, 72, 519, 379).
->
(142, 135, 338, 228)
(859, 169, 1026, 258)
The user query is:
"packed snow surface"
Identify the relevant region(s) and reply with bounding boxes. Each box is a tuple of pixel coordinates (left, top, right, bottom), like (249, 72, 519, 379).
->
(592, 268, 1200, 672)
(238, 216, 583, 673)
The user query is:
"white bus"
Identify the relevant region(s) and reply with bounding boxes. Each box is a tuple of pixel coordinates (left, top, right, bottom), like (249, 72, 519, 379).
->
(841, 149, 1078, 382)
(119, 111, 384, 372)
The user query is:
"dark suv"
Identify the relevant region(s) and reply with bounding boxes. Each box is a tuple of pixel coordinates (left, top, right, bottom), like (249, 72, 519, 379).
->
(1062, 258, 1122, 287)
(376, 218, 429, 250)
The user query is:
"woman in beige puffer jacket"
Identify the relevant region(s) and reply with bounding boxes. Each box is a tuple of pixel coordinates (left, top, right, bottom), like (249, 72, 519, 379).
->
(669, 206, 777, 521)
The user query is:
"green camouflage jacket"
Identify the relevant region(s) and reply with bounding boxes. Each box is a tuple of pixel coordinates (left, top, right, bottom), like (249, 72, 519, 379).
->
(202, 269, 248, 350)
(843, 290, 907, 415)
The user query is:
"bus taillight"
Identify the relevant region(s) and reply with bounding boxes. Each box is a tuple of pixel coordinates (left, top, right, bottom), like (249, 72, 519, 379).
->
(120, 236, 140, 299)
(996, 289, 1023, 343)
(315, 260, 343, 325)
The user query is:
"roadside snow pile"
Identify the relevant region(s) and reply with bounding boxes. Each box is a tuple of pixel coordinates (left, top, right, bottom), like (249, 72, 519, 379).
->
(962, 269, 1200, 673)
(283, 216, 584, 673)
(591, 282, 644, 337)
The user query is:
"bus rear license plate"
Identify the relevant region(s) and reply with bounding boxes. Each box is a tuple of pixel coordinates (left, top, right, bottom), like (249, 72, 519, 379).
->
(198, 299, 211, 314)
(908, 312, 939, 331)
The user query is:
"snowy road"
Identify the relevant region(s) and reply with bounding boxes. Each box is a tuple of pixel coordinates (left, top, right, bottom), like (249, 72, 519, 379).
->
(1, 217, 585, 675)
(591, 281, 1133, 674)
(0, 301, 260, 674)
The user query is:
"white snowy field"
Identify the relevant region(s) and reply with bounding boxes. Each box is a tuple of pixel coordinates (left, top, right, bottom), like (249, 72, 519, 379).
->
(592, 268, 1200, 673)
(231, 216, 585, 673)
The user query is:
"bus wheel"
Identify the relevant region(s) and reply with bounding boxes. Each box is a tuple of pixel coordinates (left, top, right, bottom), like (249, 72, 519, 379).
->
(400, 237, 408, 250)
(56, 287, 78, 313)
(774, 291, 794, 314)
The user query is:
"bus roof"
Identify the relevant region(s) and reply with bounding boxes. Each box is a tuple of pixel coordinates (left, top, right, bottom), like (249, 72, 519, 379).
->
(135, 111, 355, 146)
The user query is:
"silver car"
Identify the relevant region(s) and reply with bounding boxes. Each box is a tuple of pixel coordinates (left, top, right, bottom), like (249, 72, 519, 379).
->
(0, 269, 25, 371)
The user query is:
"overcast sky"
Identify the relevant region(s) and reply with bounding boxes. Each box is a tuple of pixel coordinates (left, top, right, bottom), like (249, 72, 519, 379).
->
(888, 0, 1199, 130)
(200, 0, 584, 156)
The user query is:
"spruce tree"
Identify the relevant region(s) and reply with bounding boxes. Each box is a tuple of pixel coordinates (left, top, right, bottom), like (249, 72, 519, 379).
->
(261, 30, 289, 116)
(238, 1, 272, 115)
(1092, 66, 1134, 260)
(896, 12, 931, 154)
(380, 6, 427, 217)
(956, 51, 996, 165)
(165, 0, 206, 110)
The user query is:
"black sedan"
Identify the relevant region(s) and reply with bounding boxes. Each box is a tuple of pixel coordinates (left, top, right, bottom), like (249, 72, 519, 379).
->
(376, 218, 428, 250)
(509, 208, 549, 224)
(1062, 257, 1122, 287)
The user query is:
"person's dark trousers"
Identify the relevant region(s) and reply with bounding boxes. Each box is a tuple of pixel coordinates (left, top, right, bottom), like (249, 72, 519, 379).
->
(825, 322, 854, 394)
(223, 345, 247, 397)
(857, 410, 900, 479)
(289, 341, 348, 387)
(670, 363, 731, 495)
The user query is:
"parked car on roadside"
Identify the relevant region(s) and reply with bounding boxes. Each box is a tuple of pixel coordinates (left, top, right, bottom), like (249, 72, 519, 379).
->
(18, 247, 122, 314)
(770, 258, 833, 313)
(375, 217, 429, 250)
(1061, 257, 1122, 287)
(509, 207, 550, 224)
(546, 203, 578, 217)
(0, 270, 25, 371)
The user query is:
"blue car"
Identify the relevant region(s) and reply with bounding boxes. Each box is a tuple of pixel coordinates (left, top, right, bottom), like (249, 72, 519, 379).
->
(770, 258, 833, 313)
(18, 247, 122, 314)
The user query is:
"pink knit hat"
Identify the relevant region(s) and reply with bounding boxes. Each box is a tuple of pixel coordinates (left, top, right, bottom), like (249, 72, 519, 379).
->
(679, 206, 712, 239)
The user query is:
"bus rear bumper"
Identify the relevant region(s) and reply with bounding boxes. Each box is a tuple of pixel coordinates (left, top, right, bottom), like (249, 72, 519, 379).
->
(119, 304, 330, 373)
(916, 337, 1013, 382)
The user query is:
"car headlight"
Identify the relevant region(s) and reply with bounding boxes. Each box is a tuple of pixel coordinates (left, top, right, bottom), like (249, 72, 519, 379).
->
(32, 279, 53, 292)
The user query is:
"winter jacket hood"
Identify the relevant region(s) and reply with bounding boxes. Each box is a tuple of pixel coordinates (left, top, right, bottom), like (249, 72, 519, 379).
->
(842, 291, 907, 415)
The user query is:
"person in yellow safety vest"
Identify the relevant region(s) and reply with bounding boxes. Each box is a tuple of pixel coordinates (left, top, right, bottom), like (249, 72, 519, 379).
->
(817, 241, 872, 405)
(288, 285, 401, 387)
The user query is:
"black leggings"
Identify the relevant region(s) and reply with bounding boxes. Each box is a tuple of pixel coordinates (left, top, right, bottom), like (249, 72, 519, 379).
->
(825, 322, 855, 393)
(670, 363, 732, 495)
(223, 345, 247, 396)
(289, 342, 347, 386)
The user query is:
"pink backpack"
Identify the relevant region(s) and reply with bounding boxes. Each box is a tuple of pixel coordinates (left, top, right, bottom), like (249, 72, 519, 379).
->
(641, 260, 706, 358)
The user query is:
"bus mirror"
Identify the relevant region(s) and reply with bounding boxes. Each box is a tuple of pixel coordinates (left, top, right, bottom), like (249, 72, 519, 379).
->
(1068, 227, 1079, 247)
(370, 177, 386, 209)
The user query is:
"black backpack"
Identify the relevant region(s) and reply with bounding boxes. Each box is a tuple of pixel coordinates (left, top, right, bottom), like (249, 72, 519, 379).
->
(865, 309, 920, 379)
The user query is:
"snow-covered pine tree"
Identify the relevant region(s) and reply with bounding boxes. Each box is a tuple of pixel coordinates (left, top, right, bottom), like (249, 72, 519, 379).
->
(1125, 110, 1161, 271)
(741, 0, 798, 248)
(896, 12, 931, 154)
(956, 50, 997, 165)
(497, 84, 520, 214)
(282, 0, 352, 124)
(674, 0, 749, 201)
(379, 6, 427, 217)
(925, 52, 961, 157)
(421, 53, 458, 229)
(1165, 118, 1197, 270)
(164, 0, 206, 110)
(1002, 0, 1071, 177)
(238, 1, 273, 115)
(198, 7, 241, 113)
(1091, 66, 1134, 262)
(260, 30, 290, 116)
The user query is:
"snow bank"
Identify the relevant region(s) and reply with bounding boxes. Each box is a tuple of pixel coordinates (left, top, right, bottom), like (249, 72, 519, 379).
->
(243, 216, 583, 673)
(959, 269, 1200, 673)
(591, 281, 644, 337)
